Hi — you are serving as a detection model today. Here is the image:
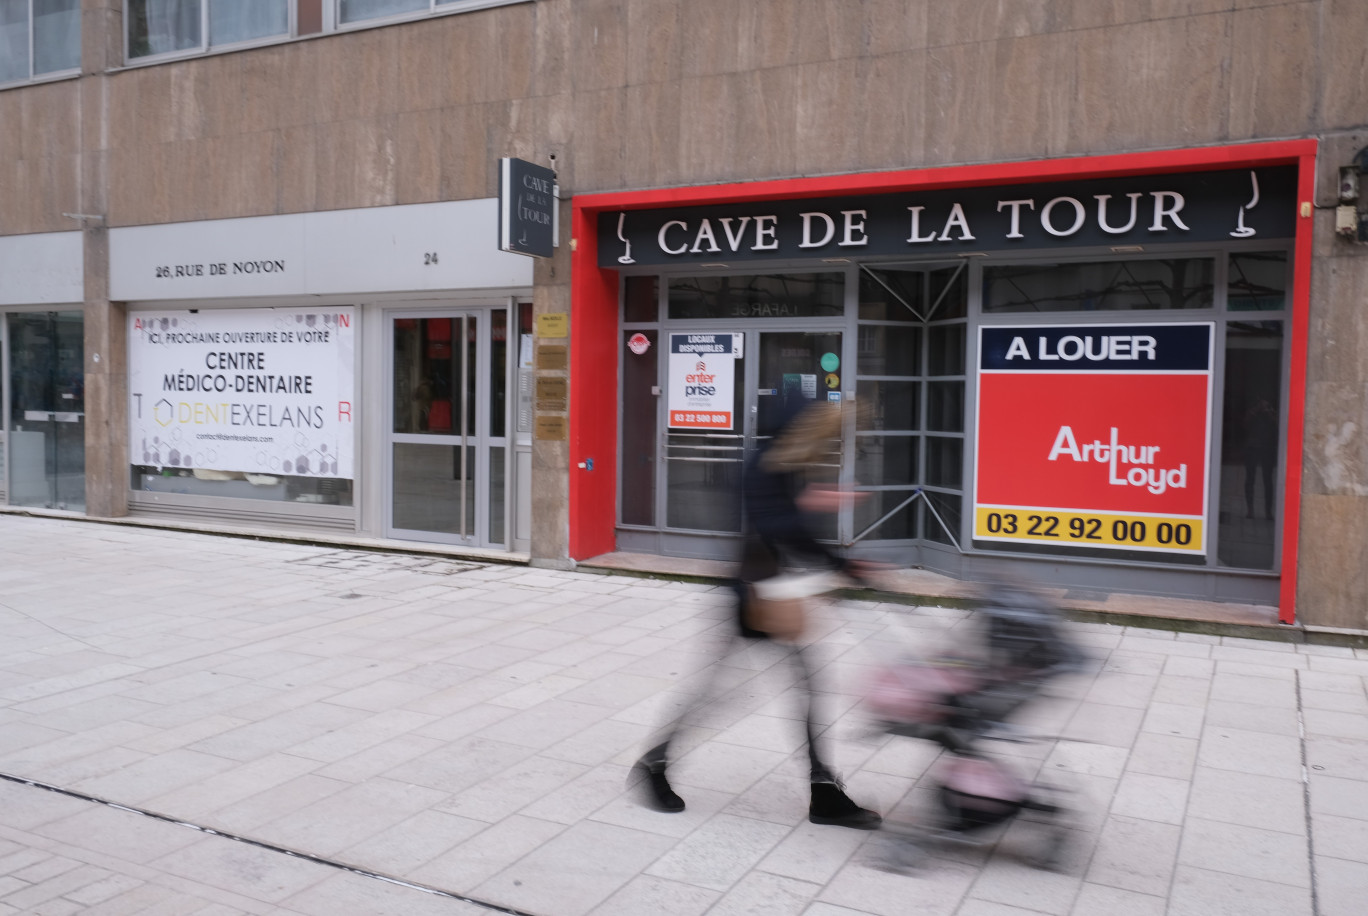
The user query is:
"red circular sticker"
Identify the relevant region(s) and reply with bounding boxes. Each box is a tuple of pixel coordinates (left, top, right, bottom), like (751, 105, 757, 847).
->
(627, 333, 651, 355)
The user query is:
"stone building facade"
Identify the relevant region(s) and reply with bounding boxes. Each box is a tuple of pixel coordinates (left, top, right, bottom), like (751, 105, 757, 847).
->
(1, 0, 1365, 629)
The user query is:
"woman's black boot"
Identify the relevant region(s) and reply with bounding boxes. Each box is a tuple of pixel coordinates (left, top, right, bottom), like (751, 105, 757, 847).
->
(633, 753, 685, 812)
(809, 780, 882, 829)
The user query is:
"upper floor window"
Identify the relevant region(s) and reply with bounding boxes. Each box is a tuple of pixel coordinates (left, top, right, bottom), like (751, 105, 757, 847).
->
(0, 0, 81, 85)
(125, 0, 525, 63)
(127, 0, 290, 60)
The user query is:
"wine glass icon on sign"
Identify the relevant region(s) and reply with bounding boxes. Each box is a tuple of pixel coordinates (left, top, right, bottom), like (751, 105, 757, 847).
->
(1230, 170, 1260, 238)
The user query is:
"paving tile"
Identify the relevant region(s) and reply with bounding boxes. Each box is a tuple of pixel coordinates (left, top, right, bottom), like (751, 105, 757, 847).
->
(1196, 724, 1303, 780)
(1310, 812, 1368, 864)
(1067, 882, 1165, 916)
(1177, 816, 1311, 887)
(254, 777, 450, 858)
(438, 754, 588, 823)
(1139, 701, 1204, 739)
(816, 856, 979, 916)
(645, 813, 792, 891)
(1084, 815, 1180, 896)
(1309, 773, 1368, 821)
(1315, 855, 1368, 916)
(475, 820, 676, 916)
(1166, 864, 1312, 916)
(702, 870, 824, 916)
(406, 815, 566, 893)
(1124, 732, 1198, 780)
(586, 874, 719, 916)
(1109, 772, 1189, 824)
(276, 869, 490, 916)
(1302, 707, 1368, 740)
(1203, 698, 1300, 736)
(964, 854, 1081, 914)
(1185, 768, 1307, 835)
(146, 835, 329, 905)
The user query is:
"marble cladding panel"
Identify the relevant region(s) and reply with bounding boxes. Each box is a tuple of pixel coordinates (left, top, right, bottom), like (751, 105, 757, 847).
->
(1306, 254, 1368, 387)
(275, 125, 320, 216)
(1319, 0, 1368, 129)
(1296, 493, 1368, 629)
(438, 104, 492, 202)
(395, 109, 443, 205)
(19, 80, 81, 161)
(860, 0, 930, 57)
(1302, 377, 1368, 501)
(571, 0, 629, 93)
(1227, 2, 1318, 140)
(845, 51, 925, 171)
(625, 0, 682, 86)
(621, 80, 683, 189)
(1067, 13, 1232, 154)
(793, 59, 864, 176)
(565, 88, 628, 192)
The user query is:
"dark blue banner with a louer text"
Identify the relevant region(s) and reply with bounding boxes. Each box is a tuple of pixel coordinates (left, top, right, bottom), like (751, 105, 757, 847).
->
(981, 324, 1213, 372)
(597, 167, 1296, 267)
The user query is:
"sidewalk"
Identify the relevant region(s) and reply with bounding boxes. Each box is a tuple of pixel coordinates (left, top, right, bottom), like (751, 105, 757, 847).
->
(0, 516, 1364, 916)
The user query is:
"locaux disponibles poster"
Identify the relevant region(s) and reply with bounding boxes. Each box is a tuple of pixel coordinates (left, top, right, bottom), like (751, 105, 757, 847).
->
(128, 309, 355, 479)
(667, 332, 743, 430)
(973, 322, 1213, 554)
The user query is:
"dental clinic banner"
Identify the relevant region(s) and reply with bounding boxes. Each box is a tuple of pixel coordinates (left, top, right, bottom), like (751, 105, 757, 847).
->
(668, 332, 743, 430)
(973, 322, 1212, 554)
(128, 308, 355, 479)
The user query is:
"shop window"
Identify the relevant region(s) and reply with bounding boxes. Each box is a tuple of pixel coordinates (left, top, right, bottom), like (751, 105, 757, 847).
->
(0, 0, 80, 84)
(623, 275, 658, 323)
(859, 380, 918, 431)
(982, 257, 1215, 312)
(858, 268, 923, 322)
(857, 324, 920, 376)
(1218, 319, 1284, 570)
(620, 328, 657, 526)
(855, 264, 968, 548)
(856, 435, 917, 487)
(668, 273, 843, 320)
(1228, 251, 1288, 311)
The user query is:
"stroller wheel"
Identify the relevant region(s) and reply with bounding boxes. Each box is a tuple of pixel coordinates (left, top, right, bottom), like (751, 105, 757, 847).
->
(1028, 826, 1072, 871)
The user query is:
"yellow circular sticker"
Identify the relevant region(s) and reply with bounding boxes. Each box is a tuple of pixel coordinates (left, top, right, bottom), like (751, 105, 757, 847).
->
(825, 373, 840, 389)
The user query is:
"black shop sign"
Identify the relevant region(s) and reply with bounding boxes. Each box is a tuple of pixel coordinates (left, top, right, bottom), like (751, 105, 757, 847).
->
(597, 166, 1296, 267)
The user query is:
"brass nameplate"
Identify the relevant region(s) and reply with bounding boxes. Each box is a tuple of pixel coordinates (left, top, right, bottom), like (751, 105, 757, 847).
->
(535, 416, 567, 440)
(536, 345, 567, 370)
(537, 313, 568, 338)
(536, 377, 567, 401)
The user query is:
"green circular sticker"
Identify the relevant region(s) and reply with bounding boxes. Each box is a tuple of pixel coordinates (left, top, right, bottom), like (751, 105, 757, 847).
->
(820, 352, 840, 372)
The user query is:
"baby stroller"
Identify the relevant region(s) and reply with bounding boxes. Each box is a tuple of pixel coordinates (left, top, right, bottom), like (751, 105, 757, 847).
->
(863, 582, 1089, 871)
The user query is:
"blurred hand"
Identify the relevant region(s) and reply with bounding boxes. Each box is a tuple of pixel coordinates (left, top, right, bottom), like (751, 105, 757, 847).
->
(797, 484, 870, 514)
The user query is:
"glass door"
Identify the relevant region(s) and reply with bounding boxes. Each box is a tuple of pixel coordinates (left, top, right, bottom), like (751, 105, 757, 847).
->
(387, 310, 508, 547)
(6, 312, 85, 511)
(661, 328, 845, 541)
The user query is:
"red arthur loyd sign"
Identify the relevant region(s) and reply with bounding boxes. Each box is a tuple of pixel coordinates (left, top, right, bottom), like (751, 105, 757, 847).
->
(973, 323, 1213, 554)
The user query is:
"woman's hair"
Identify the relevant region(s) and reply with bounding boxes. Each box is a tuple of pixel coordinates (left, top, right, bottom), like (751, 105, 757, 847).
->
(761, 401, 846, 471)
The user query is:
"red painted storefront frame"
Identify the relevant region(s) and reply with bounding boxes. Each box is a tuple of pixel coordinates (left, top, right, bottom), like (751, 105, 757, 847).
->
(570, 140, 1317, 624)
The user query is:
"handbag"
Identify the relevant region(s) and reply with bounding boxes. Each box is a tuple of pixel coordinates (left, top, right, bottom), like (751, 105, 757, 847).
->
(745, 571, 843, 643)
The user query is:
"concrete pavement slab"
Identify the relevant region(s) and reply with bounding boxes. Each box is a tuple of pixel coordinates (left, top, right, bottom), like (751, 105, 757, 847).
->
(0, 515, 1352, 915)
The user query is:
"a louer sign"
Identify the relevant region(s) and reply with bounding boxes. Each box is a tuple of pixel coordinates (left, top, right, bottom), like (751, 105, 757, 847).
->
(598, 166, 1296, 267)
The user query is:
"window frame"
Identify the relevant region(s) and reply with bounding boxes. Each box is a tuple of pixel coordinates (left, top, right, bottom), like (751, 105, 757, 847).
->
(0, 0, 82, 88)
(117, 0, 530, 69)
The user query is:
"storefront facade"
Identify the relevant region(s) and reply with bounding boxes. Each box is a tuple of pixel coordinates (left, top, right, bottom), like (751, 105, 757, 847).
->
(105, 200, 537, 552)
(0, 232, 86, 513)
(570, 143, 1317, 621)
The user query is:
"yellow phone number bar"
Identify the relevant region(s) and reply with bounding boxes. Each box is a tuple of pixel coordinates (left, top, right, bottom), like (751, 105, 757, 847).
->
(974, 507, 1204, 551)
